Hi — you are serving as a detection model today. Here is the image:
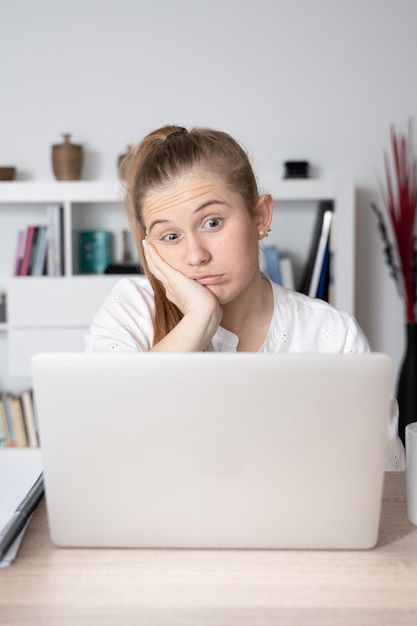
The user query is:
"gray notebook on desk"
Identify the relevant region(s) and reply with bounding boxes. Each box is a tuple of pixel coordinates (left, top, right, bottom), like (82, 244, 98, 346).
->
(31, 352, 392, 550)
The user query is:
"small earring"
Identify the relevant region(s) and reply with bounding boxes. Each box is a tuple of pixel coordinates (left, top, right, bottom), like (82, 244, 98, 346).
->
(258, 227, 271, 238)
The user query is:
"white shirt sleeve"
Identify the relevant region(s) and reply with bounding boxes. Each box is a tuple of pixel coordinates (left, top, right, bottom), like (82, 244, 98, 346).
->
(84, 276, 155, 352)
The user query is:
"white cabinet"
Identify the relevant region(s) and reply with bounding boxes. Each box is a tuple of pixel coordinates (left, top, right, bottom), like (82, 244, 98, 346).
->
(6, 276, 123, 378)
(0, 180, 356, 387)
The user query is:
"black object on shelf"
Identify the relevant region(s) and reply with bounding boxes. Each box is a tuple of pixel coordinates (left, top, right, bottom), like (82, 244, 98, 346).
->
(104, 263, 143, 275)
(283, 161, 309, 179)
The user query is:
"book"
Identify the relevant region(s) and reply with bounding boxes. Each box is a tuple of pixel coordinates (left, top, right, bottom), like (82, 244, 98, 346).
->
(327, 211, 337, 306)
(279, 257, 295, 290)
(20, 390, 38, 448)
(0, 399, 8, 447)
(315, 239, 331, 301)
(308, 210, 333, 298)
(9, 395, 28, 447)
(299, 201, 334, 299)
(0, 393, 16, 447)
(80, 230, 112, 274)
(47, 204, 65, 276)
(262, 245, 282, 284)
(0, 391, 39, 449)
(31, 226, 48, 276)
(26, 227, 40, 275)
(260, 246, 295, 290)
(13, 230, 26, 276)
(19, 226, 38, 276)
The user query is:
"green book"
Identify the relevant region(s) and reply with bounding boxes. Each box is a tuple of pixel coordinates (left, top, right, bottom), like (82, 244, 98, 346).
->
(80, 231, 112, 274)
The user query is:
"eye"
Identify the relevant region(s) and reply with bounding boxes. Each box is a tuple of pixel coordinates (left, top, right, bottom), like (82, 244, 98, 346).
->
(203, 217, 222, 230)
(161, 232, 180, 242)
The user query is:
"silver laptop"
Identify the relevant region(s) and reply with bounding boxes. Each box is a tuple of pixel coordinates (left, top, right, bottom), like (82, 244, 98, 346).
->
(31, 352, 393, 550)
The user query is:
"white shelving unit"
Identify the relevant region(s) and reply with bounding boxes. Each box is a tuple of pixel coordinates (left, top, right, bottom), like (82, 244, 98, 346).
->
(0, 181, 128, 278)
(0, 180, 356, 388)
(262, 178, 355, 314)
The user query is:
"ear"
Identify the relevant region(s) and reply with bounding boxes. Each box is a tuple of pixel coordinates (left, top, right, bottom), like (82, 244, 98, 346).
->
(255, 194, 274, 239)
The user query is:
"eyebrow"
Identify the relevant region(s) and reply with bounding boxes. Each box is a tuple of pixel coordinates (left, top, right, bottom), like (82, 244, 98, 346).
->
(148, 199, 227, 234)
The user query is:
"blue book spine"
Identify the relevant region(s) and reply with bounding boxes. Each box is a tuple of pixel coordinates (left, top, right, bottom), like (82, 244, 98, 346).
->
(264, 245, 282, 285)
(316, 239, 330, 300)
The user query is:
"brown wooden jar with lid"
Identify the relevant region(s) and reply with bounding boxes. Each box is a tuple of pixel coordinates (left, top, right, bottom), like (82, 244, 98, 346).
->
(52, 133, 83, 180)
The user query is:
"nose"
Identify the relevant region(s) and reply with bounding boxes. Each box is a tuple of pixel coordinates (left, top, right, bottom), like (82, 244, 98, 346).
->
(184, 233, 211, 266)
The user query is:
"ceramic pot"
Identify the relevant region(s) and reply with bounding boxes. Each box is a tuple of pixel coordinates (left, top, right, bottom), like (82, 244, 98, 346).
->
(0, 167, 16, 181)
(52, 134, 83, 180)
(397, 322, 417, 447)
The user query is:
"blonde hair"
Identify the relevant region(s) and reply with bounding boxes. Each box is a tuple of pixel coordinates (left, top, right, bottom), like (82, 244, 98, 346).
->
(123, 125, 260, 345)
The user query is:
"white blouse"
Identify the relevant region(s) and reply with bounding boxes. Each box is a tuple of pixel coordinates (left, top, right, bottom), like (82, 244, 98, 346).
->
(84, 276, 405, 470)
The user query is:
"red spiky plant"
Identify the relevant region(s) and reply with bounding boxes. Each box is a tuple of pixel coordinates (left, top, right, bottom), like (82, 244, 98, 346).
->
(371, 122, 417, 323)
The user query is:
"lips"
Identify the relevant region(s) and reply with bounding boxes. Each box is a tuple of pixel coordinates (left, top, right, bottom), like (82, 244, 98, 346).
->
(192, 274, 224, 286)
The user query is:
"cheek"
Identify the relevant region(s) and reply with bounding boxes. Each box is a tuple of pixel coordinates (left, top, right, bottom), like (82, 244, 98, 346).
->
(153, 243, 183, 269)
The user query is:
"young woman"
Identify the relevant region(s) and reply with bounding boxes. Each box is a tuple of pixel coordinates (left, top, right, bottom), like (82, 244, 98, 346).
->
(85, 124, 404, 469)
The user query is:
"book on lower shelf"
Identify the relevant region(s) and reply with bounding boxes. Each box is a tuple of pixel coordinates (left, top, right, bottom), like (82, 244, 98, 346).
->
(0, 391, 39, 448)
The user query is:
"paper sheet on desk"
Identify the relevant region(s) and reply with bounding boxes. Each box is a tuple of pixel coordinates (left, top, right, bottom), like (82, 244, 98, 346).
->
(0, 449, 43, 567)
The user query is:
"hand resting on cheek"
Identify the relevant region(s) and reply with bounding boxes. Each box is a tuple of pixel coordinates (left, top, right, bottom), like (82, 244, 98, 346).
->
(142, 240, 223, 323)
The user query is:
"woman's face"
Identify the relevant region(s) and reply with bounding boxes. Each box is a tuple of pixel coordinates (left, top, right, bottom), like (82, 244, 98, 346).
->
(142, 170, 265, 306)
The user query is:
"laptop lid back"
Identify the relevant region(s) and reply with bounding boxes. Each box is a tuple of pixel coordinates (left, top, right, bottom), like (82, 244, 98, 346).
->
(32, 352, 393, 550)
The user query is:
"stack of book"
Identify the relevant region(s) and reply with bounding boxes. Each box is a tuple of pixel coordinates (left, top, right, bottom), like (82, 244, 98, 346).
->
(299, 201, 334, 302)
(13, 204, 65, 277)
(0, 390, 39, 448)
(261, 201, 334, 302)
(260, 245, 295, 290)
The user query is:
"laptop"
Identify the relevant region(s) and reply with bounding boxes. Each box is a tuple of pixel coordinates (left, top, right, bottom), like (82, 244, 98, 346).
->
(31, 352, 393, 550)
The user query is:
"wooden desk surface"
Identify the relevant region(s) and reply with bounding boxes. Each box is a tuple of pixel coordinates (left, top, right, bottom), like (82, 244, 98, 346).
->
(1, 472, 416, 625)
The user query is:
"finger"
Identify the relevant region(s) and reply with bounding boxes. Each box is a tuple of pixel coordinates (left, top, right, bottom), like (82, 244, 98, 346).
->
(142, 240, 166, 281)
(143, 241, 190, 294)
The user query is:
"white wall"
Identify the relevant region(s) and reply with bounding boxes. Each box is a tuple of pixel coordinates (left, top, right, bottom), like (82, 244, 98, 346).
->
(1, 0, 416, 373)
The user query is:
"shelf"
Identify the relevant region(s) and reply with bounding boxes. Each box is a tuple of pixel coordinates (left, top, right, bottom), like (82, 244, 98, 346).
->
(261, 179, 343, 201)
(0, 181, 124, 203)
(0, 179, 344, 203)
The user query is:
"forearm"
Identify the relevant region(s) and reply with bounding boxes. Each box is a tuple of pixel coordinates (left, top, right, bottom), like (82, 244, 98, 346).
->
(151, 307, 222, 352)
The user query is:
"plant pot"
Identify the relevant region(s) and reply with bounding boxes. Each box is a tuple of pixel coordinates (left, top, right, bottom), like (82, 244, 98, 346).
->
(397, 322, 417, 447)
